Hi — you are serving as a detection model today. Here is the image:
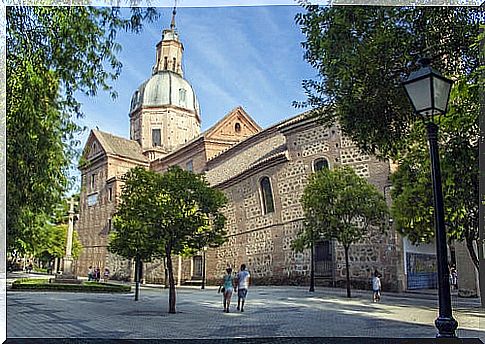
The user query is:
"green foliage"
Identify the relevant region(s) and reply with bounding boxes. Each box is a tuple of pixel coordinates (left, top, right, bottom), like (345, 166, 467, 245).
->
(294, 166, 388, 297)
(296, 6, 482, 268)
(109, 167, 162, 262)
(109, 166, 227, 312)
(295, 166, 389, 250)
(391, 74, 479, 268)
(11, 279, 130, 293)
(110, 166, 227, 260)
(296, 6, 482, 158)
(6, 6, 158, 255)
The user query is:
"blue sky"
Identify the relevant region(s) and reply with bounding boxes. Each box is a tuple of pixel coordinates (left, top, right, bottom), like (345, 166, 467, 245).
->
(71, 5, 317, 191)
(76, 5, 316, 135)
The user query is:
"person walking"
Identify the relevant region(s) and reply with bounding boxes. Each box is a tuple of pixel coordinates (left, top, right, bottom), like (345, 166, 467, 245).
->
(221, 267, 234, 313)
(103, 268, 110, 283)
(450, 267, 458, 290)
(372, 270, 382, 302)
(88, 266, 93, 281)
(235, 264, 250, 312)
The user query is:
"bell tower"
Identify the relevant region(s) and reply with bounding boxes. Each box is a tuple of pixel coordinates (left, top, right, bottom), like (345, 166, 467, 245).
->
(154, 6, 184, 76)
(129, 5, 201, 162)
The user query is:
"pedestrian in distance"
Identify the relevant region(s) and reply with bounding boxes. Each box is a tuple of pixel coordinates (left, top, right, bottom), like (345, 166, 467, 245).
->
(221, 267, 234, 313)
(95, 267, 101, 282)
(235, 264, 250, 312)
(372, 270, 381, 303)
(103, 268, 110, 283)
(450, 266, 458, 290)
(87, 266, 93, 281)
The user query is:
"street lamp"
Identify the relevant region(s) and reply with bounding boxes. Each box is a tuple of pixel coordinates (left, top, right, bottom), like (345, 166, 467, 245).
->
(402, 57, 457, 338)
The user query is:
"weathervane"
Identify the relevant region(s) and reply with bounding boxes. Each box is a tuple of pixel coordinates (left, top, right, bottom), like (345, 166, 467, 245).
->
(170, 0, 177, 31)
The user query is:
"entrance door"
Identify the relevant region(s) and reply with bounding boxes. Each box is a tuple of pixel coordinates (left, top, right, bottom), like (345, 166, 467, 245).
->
(315, 240, 333, 278)
(192, 256, 203, 278)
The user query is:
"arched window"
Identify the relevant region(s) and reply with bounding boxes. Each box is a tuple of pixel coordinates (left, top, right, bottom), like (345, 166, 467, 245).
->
(260, 177, 275, 214)
(313, 158, 329, 172)
(235, 122, 241, 133)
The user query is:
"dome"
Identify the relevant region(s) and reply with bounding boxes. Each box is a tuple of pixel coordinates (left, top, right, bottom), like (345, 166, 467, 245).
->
(130, 71, 200, 115)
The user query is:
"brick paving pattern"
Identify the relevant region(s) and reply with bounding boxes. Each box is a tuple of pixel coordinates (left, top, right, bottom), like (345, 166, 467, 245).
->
(6, 285, 484, 341)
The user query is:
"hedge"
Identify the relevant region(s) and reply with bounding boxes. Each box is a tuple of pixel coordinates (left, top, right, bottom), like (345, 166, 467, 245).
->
(11, 279, 131, 293)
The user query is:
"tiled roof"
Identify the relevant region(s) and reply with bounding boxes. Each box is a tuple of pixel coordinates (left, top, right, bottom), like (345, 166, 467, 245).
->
(205, 130, 286, 186)
(93, 130, 148, 163)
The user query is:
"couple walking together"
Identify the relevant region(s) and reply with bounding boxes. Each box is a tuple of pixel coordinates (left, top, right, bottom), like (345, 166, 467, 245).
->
(221, 264, 250, 313)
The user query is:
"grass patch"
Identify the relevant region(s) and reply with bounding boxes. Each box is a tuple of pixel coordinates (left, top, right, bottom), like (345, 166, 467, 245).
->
(11, 278, 131, 293)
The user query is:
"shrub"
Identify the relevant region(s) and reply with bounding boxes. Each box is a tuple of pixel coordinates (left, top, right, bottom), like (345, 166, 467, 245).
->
(11, 279, 130, 293)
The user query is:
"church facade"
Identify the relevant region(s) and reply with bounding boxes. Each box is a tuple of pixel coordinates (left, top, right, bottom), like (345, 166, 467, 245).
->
(74, 15, 406, 292)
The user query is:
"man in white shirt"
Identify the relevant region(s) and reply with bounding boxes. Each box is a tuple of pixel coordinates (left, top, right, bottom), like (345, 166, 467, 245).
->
(235, 264, 250, 312)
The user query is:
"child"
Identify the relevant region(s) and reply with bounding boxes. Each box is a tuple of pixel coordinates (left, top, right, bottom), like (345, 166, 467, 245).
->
(372, 271, 381, 302)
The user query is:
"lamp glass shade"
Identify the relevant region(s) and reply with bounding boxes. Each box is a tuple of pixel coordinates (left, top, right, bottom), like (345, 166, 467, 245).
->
(403, 75, 432, 114)
(403, 62, 453, 116)
(433, 76, 452, 114)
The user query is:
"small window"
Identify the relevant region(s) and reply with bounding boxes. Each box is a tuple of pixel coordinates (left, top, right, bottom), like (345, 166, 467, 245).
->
(90, 174, 96, 189)
(260, 177, 275, 214)
(313, 158, 329, 172)
(164, 57, 168, 70)
(179, 88, 187, 106)
(186, 160, 193, 172)
(235, 123, 241, 133)
(87, 193, 98, 207)
(108, 218, 112, 233)
(108, 187, 113, 202)
(173, 57, 176, 71)
(152, 128, 161, 147)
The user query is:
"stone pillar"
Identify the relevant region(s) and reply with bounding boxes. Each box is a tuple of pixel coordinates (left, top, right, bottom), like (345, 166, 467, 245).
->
(53, 198, 82, 284)
(62, 197, 78, 277)
(455, 241, 479, 298)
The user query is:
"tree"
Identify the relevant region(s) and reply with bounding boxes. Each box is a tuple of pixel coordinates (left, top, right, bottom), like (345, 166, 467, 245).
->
(295, 6, 482, 158)
(391, 77, 479, 269)
(6, 6, 158, 255)
(293, 166, 388, 298)
(8, 197, 83, 271)
(109, 167, 162, 301)
(110, 166, 227, 312)
(295, 5, 482, 267)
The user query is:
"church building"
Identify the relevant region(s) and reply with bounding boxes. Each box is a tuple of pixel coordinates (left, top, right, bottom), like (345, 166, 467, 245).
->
(74, 11, 408, 292)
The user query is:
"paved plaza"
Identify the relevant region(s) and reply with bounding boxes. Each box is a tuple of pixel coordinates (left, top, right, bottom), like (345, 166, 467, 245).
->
(6, 282, 485, 341)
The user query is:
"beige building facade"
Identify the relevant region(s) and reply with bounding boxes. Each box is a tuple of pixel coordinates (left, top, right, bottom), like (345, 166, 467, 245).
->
(75, 15, 407, 291)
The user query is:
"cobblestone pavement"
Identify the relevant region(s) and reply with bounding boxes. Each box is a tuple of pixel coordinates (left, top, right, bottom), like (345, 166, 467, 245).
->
(6, 285, 484, 340)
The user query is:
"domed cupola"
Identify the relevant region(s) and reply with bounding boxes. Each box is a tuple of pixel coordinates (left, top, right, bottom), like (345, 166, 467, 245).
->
(129, 6, 201, 161)
(129, 71, 200, 116)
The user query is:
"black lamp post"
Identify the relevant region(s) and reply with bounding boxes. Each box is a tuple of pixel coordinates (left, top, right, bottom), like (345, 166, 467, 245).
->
(402, 58, 457, 338)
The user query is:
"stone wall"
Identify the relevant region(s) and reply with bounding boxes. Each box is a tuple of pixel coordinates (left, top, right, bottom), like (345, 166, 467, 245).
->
(131, 107, 201, 154)
(75, 154, 145, 278)
(205, 119, 403, 291)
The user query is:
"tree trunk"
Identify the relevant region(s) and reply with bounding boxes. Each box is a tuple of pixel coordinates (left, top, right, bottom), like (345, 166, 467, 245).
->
(344, 245, 351, 298)
(465, 235, 479, 271)
(166, 247, 176, 313)
(310, 240, 315, 292)
(134, 254, 140, 301)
